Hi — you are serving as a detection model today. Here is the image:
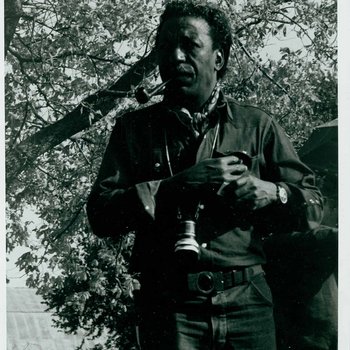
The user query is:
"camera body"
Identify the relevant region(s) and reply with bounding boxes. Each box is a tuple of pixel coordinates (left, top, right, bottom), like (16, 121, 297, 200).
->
(213, 150, 252, 169)
(216, 150, 252, 196)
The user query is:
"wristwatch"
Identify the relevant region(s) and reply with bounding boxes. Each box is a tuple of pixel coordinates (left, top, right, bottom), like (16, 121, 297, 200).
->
(276, 184, 288, 204)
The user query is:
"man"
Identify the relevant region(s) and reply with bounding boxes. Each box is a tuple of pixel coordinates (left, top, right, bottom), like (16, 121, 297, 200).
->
(87, 1, 323, 349)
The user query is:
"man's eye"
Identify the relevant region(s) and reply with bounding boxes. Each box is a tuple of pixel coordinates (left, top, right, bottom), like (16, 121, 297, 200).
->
(183, 40, 197, 50)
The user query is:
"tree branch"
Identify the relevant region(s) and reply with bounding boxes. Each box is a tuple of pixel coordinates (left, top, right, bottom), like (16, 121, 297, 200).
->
(6, 50, 158, 189)
(235, 38, 296, 104)
(8, 96, 30, 150)
(8, 46, 131, 66)
(5, 0, 23, 55)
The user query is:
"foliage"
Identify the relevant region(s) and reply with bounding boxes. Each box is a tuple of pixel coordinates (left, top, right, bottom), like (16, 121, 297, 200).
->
(221, 0, 337, 147)
(5, 0, 337, 348)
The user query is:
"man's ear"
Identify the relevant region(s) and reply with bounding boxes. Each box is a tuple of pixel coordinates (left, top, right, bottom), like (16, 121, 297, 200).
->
(214, 49, 225, 71)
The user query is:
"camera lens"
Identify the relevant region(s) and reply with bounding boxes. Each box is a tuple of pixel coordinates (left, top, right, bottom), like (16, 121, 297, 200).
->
(174, 220, 199, 267)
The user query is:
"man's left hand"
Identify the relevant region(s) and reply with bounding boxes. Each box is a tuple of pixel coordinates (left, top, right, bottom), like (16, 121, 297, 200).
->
(221, 173, 278, 210)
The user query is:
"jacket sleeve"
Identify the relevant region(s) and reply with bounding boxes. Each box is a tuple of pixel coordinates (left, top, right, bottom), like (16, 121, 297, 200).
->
(86, 117, 162, 239)
(255, 118, 324, 234)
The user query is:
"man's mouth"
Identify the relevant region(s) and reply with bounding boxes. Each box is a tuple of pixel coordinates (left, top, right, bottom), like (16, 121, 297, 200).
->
(173, 65, 194, 79)
(176, 64, 193, 74)
(171, 67, 194, 85)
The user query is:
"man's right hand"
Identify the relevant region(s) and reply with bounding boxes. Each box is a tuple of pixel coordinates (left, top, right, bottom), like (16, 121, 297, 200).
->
(162, 156, 248, 191)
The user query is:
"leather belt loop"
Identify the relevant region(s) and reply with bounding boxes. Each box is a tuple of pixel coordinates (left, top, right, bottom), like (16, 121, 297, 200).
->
(223, 271, 232, 289)
(214, 271, 224, 292)
(233, 269, 241, 286)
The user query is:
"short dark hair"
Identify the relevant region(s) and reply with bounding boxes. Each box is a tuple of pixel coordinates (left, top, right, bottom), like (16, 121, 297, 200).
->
(155, 0, 232, 79)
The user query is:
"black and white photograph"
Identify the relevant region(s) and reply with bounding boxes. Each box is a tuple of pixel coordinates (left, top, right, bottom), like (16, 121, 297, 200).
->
(3, 0, 349, 349)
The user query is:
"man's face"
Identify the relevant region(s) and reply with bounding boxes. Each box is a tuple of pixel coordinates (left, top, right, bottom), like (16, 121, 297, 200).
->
(157, 16, 224, 107)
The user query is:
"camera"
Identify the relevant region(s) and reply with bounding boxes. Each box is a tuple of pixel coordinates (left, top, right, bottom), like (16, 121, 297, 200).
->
(213, 150, 252, 169)
(174, 220, 200, 267)
(216, 150, 252, 196)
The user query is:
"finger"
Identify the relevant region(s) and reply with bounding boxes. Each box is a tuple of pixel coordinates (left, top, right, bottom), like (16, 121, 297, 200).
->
(227, 172, 249, 188)
(251, 197, 270, 210)
(235, 174, 249, 186)
(234, 179, 254, 198)
(219, 165, 247, 181)
(228, 164, 248, 175)
(223, 155, 242, 165)
(212, 155, 241, 165)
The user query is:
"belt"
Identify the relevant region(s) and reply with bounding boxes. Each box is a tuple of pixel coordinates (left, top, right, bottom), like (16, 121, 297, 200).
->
(186, 265, 263, 295)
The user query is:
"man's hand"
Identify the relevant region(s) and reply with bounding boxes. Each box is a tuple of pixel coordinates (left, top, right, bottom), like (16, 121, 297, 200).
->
(222, 173, 278, 210)
(160, 156, 278, 210)
(163, 155, 247, 190)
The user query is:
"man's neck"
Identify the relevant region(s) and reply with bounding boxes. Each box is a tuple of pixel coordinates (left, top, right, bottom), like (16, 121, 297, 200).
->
(165, 82, 217, 113)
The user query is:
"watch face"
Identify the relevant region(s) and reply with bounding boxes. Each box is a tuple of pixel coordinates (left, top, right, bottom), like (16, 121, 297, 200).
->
(279, 186, 288, 204)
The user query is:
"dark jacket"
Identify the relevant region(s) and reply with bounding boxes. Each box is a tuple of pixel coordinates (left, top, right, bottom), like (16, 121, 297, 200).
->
(87, 94, 323, 276)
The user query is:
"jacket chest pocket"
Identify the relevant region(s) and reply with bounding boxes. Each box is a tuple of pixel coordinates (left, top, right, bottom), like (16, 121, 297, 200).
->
(151, 138, 188, 178)
(152, 148, 168, 178)
(131, 146, 168, 182)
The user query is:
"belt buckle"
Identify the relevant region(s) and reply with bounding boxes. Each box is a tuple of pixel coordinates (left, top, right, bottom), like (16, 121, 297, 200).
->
(196, 272, 215, 294)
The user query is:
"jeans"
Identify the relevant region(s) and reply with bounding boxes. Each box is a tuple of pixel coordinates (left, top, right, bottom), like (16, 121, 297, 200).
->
(138, 273, 276, 350)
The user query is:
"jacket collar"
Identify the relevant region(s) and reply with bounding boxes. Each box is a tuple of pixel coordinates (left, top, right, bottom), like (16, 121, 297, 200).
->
(216, 91, 233, 122)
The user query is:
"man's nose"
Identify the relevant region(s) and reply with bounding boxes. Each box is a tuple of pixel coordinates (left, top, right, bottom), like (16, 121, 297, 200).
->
(170, 46, 186, 62)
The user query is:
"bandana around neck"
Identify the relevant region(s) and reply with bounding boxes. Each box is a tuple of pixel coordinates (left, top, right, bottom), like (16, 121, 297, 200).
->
(169, 84, 221, 138)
